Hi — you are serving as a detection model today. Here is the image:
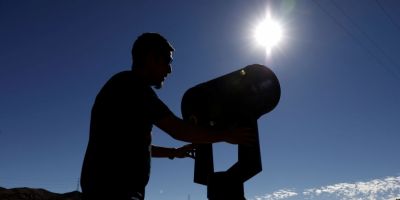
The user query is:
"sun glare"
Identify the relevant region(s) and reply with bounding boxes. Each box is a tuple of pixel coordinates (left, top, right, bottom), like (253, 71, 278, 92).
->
(254, 14, 283, 55)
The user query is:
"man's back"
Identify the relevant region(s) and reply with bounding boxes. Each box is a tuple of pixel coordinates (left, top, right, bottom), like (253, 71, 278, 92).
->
(80, 71, 171, 197)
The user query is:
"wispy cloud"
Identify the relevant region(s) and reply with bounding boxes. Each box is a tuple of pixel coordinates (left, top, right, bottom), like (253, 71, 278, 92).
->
(252, 176, 400, 200)
(254, 189, 297, 200)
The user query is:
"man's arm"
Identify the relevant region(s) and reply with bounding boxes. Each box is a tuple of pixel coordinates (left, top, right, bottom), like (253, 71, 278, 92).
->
(151, 144, 195, 159)
(155, 114, 255, 145)
(151, 145, 176, 159)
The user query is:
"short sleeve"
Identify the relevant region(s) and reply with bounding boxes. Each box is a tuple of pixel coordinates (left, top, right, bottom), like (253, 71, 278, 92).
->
(145, 88, 173, 122)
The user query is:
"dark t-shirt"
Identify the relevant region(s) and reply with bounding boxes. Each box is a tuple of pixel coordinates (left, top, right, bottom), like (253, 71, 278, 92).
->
(81, 71, 172, 194)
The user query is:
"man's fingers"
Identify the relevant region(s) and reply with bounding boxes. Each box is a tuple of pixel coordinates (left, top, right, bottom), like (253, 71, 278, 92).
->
(174, 144, 196, 159)
(186, 150, 195, 159)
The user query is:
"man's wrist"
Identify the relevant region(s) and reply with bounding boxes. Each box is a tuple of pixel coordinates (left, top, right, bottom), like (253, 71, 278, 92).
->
(168, 148, 176, 159)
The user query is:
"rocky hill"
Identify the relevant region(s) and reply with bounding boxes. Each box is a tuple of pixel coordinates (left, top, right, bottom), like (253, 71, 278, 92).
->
(0, 187, 81, 200)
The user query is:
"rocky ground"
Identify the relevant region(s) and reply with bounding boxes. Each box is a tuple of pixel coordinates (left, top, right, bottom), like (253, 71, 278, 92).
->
(0, 187, 81, 200)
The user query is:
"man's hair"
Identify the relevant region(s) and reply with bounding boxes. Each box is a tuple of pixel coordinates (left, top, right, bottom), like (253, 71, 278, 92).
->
(131, 32, 174, 69)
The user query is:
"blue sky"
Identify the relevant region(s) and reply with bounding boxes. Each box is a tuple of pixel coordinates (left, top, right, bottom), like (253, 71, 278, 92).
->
(1, 0, 399, 200)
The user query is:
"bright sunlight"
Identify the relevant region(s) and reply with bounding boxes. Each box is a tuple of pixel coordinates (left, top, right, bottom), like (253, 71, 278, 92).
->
(254, 13, 283, 55)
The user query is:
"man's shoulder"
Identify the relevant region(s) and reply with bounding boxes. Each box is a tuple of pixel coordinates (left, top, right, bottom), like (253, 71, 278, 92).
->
(109, 70, 147, 85)
(104, 70, 138, 87)
(96, 71, 133, 96)
(104, 70, 154, 95)
(110, 70, 133, 81)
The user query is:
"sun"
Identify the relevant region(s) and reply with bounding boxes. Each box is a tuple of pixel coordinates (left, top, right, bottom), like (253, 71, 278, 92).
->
(254, 14, 283, 55)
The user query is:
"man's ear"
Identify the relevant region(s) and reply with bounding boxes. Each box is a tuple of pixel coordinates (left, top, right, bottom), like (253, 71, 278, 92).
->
(144, 52, 159, 66)
(143, 54, 152, 65)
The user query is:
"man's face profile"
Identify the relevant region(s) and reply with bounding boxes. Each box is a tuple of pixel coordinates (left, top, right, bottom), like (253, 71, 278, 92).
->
(148, 51, 173, 89)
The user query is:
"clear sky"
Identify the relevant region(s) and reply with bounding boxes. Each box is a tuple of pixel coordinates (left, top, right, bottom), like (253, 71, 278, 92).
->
(1, 0, 399, 200)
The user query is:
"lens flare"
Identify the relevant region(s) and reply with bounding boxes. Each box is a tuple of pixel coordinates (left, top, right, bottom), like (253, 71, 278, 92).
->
(254, 13, 283, 55)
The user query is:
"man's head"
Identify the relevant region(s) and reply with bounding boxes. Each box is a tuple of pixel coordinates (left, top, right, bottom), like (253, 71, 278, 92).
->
(131, 33, 174, 89)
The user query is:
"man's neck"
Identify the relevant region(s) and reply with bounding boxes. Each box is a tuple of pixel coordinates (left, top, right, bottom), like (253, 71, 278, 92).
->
(131, 67, 152, 87)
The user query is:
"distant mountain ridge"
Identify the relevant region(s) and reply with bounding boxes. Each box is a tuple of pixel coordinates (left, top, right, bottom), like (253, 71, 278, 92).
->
(0, 187, 81, 200)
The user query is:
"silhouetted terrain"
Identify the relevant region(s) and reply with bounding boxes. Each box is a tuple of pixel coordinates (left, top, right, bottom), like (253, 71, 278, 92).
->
(0, 187, 81, 200)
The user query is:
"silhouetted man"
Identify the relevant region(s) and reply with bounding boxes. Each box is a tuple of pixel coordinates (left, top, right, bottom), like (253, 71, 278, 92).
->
(80, 33, 254, 200)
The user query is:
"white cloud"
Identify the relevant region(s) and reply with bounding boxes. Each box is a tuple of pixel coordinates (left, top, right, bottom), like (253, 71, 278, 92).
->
(253, 189, 298, 200)
(252, 176, 400, 200)
(303, 176, 400, 200)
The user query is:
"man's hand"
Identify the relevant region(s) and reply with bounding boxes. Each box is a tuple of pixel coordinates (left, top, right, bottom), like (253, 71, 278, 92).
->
(173, 144, 196, 159)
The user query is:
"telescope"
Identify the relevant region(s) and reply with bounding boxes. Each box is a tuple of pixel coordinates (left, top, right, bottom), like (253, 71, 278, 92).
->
(181, 64, 281, 200)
